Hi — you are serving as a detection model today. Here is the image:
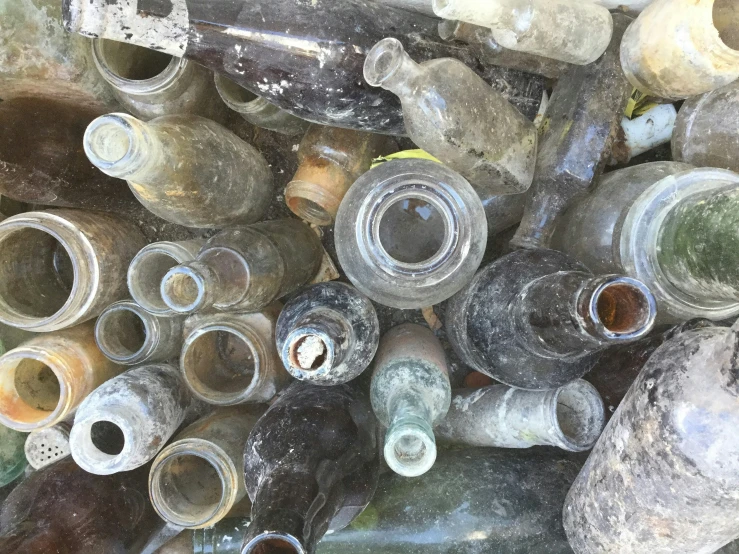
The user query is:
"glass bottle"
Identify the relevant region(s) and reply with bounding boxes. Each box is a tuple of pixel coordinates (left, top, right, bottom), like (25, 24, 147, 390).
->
(554, 162, 739, 322)
(180, 307, 290, 406)
(63, 0, 485, 135)
(24, 423, 72, 470)
(83, 112, 274, 228)
(160, 220, 323, 314)
(91, 39, 229, 122)
(672, 80, 739, 172)
(371, 324, 451, 478)
(0, 322, 123, 432)
(149, 406, 267, 529)
(285, 125, 394, 226)
(610, 104, 678, 165)
(432, 0, 613, 65)
(0, 458, 158, 554)
(276, 282, 380, 386)
(564, 320, 739, 553)
(510, 14, 633, 250)
(214, 74, 310, 136)
(447, 249, 657, 390)
(0, 426, 26, 488)
(335, 159, 487, 309)
(242, 382, 379, 554)
(364, 39, 537, 196)
(70, 363, 191, 475)
(620, 0, 739, 100)
(0, 210, 147, 332)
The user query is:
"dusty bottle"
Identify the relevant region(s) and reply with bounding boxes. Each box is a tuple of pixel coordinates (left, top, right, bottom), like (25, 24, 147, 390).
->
(432, 0, 613, 65)
(276, 282, 380, 386)
(511, 14, 633, 250)
(564, 320, 739, 554)
(161, 220, 323, 314)
(0, 426, 26, 488)
(610, 104, 678, 165)
(672, 80, 739, 172)
(214, 74, 310, 136)
(181, 307, 289, 406)
(447, 249, 657, 390)
(436, 379, 605, 452)
(242, 382, 379, 554)
(84, 112, 273, 228)
(0, 209, 146, 332)
(91, 39, 228, 122)
(63, 0, 486, 135)
(150, 406, 266, 529)
(128, 240, 206, 317)
(24, 423, 72, 470)
(0, 98, 141, 213)
(365, 39, 537, 196)
(620, 0, 739, 100)
(285, 125, 394, 226)
(555, 161, 739, 322)
(0, 322, 123, 432)
(371, 324, 451, 477)
(0, 458, 158, 554)
(335, 159, 487, 309)
(70, 363, 191, 475)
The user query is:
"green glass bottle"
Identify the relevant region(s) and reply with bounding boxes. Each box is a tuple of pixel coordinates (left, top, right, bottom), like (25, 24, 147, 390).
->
(0, 425, 26, 488)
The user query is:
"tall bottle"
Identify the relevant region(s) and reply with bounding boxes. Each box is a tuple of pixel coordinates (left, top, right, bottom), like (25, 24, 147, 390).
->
(160, 220, 323, 314)
(554, 161, 739, 322)
(447, 249, 657, 390)
(63, 0, 488, 134)
(84, 113, 273, 228)
(510, 14, 633, 250)
(564, 320, 739, 553)
(242, 382, 379, 554)
(364, 39, 537, 196)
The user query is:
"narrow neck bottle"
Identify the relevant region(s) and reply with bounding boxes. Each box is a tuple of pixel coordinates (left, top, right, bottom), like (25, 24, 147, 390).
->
(384, 390, 437, 477)
(283, 314, 352, 377)
(364, 38, 424, 98)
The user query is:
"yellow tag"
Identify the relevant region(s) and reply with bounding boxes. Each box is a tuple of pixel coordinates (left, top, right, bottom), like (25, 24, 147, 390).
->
(370, 149, 443, 169)
(625, 88, 660, 119)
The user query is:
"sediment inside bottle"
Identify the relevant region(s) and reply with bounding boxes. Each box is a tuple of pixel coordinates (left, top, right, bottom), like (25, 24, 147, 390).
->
(0, 358, 61, 425)
(288, 335, 327, 371)
(594, 282, 653, 336)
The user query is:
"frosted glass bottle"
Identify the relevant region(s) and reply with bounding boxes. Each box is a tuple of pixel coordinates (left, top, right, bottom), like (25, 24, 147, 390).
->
(432, 0, 614, 65)
(620, 0, 739, 100)
(364, 39, 537, 196)
(84, 113, 273, 228)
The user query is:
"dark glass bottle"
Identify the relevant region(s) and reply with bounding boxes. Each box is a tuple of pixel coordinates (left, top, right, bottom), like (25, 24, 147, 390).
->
(242, 382, 379, 554)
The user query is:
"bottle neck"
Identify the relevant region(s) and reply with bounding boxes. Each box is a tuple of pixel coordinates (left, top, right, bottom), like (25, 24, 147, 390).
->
(384, 392, 437, 477)
(282, 313, 352, 379)
(363, 38, 423, 98)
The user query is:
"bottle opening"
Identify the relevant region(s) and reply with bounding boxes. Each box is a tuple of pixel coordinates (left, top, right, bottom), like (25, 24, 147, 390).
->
(14, 360, 60, 414)
(183, 330, 257, 398)
(90, 420, 126, 456)
(714, 0, 739, 51)
(247, 537, 302, 554)
(394, 434, 427, 463)
(364, 38, 405, 87)
(158, 453, 225, 524)
(384, 421, 437, 477)
(86, 118, 133, 165)
(96, 39, 174, 83)
(595, 281, 652, 336)
(129, 250, 182, 313)
(96, 307, 148, 361)
(287, 197, 333, 227)
(379, 196, 446, 264)
(0, 228, 74, 320)
(554, 380, 605, 451)
(288, 335, 328, 371)
(162, 271, 203, 312)
(215, 73, 259, 105)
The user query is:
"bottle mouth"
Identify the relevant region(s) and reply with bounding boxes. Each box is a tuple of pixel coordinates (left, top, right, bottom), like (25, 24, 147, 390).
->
(384, 418, 437, 477)
(364, 38, 405, 87)
(69, 414, 131, 475)
(95, 302, 154, 364)
(285, 180, 339, 227)
(214, 73, 269, 114)
(84, 113, 145, 177)
(242, 532, 306, 554)
(161, 265, 209, 313)
(587, 276, 656, 341)
(550, 380, 606, 452)
(283, 329, 335, 380)
(432, 0, 455, 18)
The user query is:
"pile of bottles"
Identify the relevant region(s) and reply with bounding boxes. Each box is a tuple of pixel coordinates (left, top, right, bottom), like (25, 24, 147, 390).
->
(1, 0, 739, 552)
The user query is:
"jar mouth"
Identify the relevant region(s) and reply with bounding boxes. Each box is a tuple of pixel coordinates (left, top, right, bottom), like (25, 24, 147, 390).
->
(95, 302, 154, 364)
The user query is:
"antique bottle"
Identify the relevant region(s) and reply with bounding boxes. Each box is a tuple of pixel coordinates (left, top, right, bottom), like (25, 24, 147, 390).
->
(0, 426, 26, 488)
(24, 423, 72, 470)
(371, 324, 451, 477)
(672, 80, 739, 172)
(436, 379, 606, 452)
(555, 162, 739, 322)
(242, 382, 379, 554)
(92, 39, 229, 122)
(161, 220, 323, 314)
(610, 104, 678, 165)
(83, 112, 273, 228)
(0, 322, 123, 432)
(364, 39, 537, 196)
(63, 0, 488, 135)
(0, 209, 146, 332)
(620, 0, 739, 100)
(70, 363, 191, 475)
(510, 14, 633, 250)
(128, 240, 206, 316)
(150, 406, 266, 529)
(214, 74, 310, 136)
(285, 125, 394, 226)
(0, 458, 158, 554)
(432, 0, 613, 65)
(564, 320, 739, 553)
(447, 249, 657, 390)
(276, 282, 380, 386)
(335, 159, 486, 309)
(0, 98, 142, 213)
(180, 307, 289, 405)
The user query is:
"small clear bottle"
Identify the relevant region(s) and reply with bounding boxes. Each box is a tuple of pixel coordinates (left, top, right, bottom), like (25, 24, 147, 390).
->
(432, 0, 613, 65)
(83, 113, 274, 228)
(371, 324, 451, 478)
(0, 209, 146, 332)
(364, 39, 537, 197)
